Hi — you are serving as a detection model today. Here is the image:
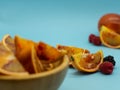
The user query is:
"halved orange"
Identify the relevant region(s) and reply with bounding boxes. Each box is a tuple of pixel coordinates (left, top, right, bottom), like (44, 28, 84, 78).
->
(2, 34, 16, 54)
(100, 26, 120, 48)
(72, 50, 103, 73)
(0, 43, 29, 76)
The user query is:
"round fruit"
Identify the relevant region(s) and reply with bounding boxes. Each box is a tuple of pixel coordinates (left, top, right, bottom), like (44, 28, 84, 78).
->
(89, 34, 96, 43)
(98, 13, 120, 34)
(103, 55, 116, 66)
(100, 26, 120, 48)
(72, 50, 103, 73)
(99, 61, 114, 74)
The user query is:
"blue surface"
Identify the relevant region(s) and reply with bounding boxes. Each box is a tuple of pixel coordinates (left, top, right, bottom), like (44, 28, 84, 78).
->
(0, 0, 120, 90)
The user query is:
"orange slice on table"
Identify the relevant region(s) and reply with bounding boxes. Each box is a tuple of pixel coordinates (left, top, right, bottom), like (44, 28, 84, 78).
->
(57, 45, 90, 67)
(0, 43, 29, 76)
(57, 45, 89, 55)
(100, 26, 120, 48)
(72, 50, 103, 73)
(2, 34, 16, 54)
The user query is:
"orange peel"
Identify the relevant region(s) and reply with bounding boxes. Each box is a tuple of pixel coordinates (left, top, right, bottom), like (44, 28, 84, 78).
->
(2, 34, 15, 53)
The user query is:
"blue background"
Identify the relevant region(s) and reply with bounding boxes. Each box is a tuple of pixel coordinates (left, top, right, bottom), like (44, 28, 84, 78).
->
(0, 0, 120, 90)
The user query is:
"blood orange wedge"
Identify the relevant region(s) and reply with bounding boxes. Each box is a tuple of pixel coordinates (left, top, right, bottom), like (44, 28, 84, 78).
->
(0, 43, 29, 76)
(14, 35, 44, 74)
(100, 26, 120, 48)
(72, 50, 103, 73)
(40, 57, 62, 71)
(57, 45, 89, 55)
(2, 34, 15, 54)
(14, 35, 36, 59)
(31, 45, 44, 73)
(57, 45, 89, 67)
(36, 42, 63, 62)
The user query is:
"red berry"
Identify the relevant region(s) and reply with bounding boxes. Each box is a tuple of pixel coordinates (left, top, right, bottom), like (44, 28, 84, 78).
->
(89, 34, 96, 43)
(92, 36, 102, 46)
(99, 61, 114, 74)
(88, 34, 102, 46)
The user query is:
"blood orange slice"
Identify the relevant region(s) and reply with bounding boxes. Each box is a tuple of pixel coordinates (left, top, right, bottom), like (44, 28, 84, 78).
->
(14, 35, 44, 74)
(72, 50, 103, 73)
(57, 45, 89, 67)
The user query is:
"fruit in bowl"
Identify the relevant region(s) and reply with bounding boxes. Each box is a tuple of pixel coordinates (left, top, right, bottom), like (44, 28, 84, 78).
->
(98, 13, 120, 48)
(0, 55, 69, 90)
(0, 34, 69, 90)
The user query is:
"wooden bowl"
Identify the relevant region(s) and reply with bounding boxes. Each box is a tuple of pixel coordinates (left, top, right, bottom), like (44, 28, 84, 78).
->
(0, 55, 69, 90)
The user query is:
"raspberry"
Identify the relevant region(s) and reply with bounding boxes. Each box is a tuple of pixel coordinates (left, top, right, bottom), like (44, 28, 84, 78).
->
(99, 61, 114, 74)
(88, 34, 102, 46)
(92, 36, 101, 46)
(89, 34, 96, 43)
(103, 55, 116, 66)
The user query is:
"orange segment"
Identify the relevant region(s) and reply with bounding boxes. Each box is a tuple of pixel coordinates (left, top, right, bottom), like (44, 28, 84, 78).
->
(31, 45, 44, 73)
(57, 45, 89, 55)
(100, 26, 120, 48)
(0, 43, 29, 76)
(14, 35, 36, 60)
(14, 36, 35, 73)
(57, 45, 89, 67)
(2, 34, 16, 54)
(36, 42, 63, 62)
(14, 35, 42, 74)
(40, 57, 62, 71)
(72, 50, 103, 73)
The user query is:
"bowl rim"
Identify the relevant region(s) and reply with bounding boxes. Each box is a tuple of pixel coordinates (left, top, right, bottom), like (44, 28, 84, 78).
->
(0, 55, 69, 80)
